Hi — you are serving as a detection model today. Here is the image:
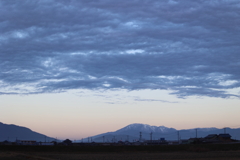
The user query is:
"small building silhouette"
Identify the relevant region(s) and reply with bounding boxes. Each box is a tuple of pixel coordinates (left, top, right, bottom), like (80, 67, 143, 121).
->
(202, 134, 232, 143)
(16, 140, 37, 145)
(62, 139, 72, 145)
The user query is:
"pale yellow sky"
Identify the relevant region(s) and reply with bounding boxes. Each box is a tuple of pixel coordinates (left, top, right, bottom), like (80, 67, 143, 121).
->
(1, 89, 240, 139)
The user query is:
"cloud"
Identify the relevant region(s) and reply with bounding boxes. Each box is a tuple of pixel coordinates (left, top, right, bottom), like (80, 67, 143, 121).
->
(0, 0, 240, 98)
(134, 98, 178, 103)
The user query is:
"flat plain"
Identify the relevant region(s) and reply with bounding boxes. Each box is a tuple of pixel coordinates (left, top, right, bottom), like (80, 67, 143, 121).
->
(1, 144, 240, 160)
(1, 151, 240, 160)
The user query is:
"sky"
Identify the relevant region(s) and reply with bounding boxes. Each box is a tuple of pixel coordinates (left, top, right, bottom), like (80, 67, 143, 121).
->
(0, 0, 240, 140)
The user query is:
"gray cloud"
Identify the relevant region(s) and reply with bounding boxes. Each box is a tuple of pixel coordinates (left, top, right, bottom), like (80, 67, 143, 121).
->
(0, 0, 240, 98)
(134, 98, 178, 103)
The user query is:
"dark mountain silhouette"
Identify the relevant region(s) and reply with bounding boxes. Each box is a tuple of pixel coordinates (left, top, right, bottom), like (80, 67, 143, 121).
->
(2, 122, 239, 143)
(0, 122, 55, 142)
(80, 123, 240, 142)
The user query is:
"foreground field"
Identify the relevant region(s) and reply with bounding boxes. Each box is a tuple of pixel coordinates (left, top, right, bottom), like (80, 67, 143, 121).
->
(1, 151, 240, 160)
(1, 144, 240, 160)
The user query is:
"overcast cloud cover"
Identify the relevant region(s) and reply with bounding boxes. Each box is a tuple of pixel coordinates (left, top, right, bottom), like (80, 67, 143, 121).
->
(1, 0, 240, 98)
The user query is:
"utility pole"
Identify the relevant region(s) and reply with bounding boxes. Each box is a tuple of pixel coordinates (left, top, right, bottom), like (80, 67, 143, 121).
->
(178, 131, 180, 144)
(150, 132, 153, 142)
(195, 129, 198, 138)
(139, 132, 142, 142)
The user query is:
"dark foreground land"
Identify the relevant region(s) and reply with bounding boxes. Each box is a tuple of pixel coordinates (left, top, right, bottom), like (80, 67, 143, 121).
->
(1, 143, 240, 160)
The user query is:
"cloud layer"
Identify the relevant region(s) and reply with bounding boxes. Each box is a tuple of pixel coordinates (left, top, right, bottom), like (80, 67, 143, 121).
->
(1, 0, 240, 98)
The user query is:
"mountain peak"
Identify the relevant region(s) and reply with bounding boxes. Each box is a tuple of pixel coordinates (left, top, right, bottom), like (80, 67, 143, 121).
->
(116, 123, 176, 133)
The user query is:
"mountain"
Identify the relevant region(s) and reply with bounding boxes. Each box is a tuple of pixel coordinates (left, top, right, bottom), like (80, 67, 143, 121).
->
(81, 123, 240, 142)
(116, 123, 177, 133)
(0, 122, 55, 142)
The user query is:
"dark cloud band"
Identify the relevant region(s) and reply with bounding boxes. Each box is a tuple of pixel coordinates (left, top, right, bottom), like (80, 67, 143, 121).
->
(0, 0, 240, 98)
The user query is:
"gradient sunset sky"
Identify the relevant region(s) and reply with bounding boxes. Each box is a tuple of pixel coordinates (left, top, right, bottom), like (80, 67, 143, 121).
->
(1, 0, 240, 140)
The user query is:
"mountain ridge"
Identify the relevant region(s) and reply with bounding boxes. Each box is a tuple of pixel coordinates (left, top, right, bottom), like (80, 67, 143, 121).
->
(1, 122, 239, 142)
(0, 122, 55, 142)
(81, 123, 240, 142)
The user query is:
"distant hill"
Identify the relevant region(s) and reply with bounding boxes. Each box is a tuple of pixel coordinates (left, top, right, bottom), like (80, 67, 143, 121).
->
(80, 123, 240, 142)
(0, 122, 55, 142)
